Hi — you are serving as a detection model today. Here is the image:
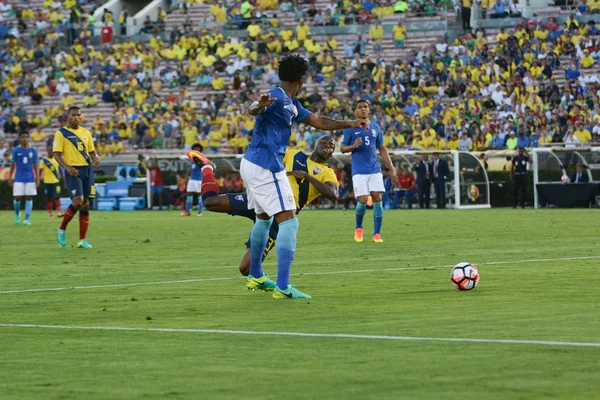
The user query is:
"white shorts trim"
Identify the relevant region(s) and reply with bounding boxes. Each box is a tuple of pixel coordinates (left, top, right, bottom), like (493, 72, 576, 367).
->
(353, 173, 385, 197)
(186, 179, 202, 193)
(13, 182, 37, 197)
(240, 158, 295, 216)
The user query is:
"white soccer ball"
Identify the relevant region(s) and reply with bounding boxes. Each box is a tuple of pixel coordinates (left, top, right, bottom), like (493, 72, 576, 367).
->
(451, 262, 480, 291)
(561, 175, 570, 183)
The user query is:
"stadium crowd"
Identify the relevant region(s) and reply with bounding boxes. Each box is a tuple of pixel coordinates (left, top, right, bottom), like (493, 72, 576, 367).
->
(1, 0, 600, 163)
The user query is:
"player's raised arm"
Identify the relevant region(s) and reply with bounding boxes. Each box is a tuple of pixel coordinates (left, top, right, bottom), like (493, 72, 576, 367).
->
(249, 92, 277, 116)
(305, 114, 367, 131)
(287, 170, 338, 201)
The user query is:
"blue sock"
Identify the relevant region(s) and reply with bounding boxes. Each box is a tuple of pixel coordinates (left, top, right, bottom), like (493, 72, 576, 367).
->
(185, 195, 193, 213)
(355, 202, 367, 229)
(197, 198, 204, 213)
(13, 199, 20, 217)
(25, 200, 33, 220)
(249, 217, 273, 278)
(276, 218, 299, 289)
(373, 201, 383, 235)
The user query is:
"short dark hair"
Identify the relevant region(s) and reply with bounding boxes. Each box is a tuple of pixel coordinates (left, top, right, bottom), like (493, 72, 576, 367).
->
(353, 99, 370, 110)
(192, 143, 204, 151)
(19, 131, 30, 138)
(278, 54, 308, 83)
(67, 106, 80, 115)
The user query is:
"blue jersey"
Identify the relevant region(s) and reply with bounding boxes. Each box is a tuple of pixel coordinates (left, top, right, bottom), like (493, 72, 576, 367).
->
(11, 146, 39, 183)
(244, 87, 312, 172)
(342, 121, 383, 175)
(190, 160, 203, 181)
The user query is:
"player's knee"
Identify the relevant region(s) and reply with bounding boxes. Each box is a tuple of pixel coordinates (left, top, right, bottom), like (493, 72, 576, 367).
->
(72, 198, 83, 209)
(357, 196, 369, 204)
(372, 193, 382, 202)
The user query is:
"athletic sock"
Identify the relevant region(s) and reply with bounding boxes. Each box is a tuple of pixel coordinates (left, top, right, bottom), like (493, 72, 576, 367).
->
(185, 195, 193, 213)
(13, 199, 20, 217)
(373, 201, 383, 235)
(60, 205, 77, 230)
(200, 166, 219, 202)
(249, 217, 273, 278)
(79, 210, 89, 240)
(355, 202, 367, 229)
(47, 200, 53, 215)
(25, 200, 33, 220)
(197, 197, 204, 213)
(54, 199, 62, 213)
(276, 218, 299, 289)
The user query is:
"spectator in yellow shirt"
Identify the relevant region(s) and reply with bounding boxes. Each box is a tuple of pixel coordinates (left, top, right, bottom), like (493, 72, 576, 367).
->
(212, 76, 225, 90)
(31, 129, 46, 142)
(296, 19, 310, 43)
(369, 19, 384, 52)
(246, 19, 261, 40)
(83, 91, 99, 107)
(574, 121, 591, 143)
(110, 137, 124, 155)
(393, 20, 406, 48)
(581, 49, 595, 68)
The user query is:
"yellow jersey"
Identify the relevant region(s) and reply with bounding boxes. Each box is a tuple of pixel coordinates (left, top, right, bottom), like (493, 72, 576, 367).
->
(53, 126, 96, 167)
(41, 157, 61, 184)
(283, 149, 338, 211)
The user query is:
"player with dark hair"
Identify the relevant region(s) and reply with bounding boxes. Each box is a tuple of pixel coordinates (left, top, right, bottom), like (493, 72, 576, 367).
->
(8, 132, 40, 225)
(341, 100, 396, 243)
(207, 54, 365, 299)
(181, 143, 205, 217)
(40, 147, 65, 219)
(188, 135, 338, 276)
(53, 106, 101, 249)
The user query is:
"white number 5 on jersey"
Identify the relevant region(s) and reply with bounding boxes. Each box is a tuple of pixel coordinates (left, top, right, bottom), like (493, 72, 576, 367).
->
(365, 137, 370, 146)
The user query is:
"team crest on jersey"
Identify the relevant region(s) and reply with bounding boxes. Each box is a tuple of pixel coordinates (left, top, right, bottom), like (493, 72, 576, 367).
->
(372, 129, 376, 137)
(284, 104, 298, 117)
(312, 165, 322, 175)
(29, 152, 33, 158)
(235, 195, 244, 201)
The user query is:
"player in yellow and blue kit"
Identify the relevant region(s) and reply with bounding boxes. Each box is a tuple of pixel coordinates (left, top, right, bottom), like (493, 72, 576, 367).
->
(53, 106, 101, 249)
(40, 148, 64, 219)
(341, 100, 396, 243)
(8, 132, 40, 226)
(188, 135, 339, 278)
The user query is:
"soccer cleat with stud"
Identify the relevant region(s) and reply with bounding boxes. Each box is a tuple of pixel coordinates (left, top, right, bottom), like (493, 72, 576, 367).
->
(77, 240, 93, 249)
(372, 234, 384, 243)
(186, 150, 213, 170)
(272, 285, 312, 299)
(180, 211, 191, 216)
(57, 211, 65, 217)
(246, 274, 276, 291)
(24, 220, 32, 226)
(354, 228, 364, 243)
(57, 228, 67, 247)
(14, 214, 20, 225)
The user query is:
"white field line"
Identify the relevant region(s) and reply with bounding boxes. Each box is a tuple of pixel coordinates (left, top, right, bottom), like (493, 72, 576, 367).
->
(1, 255, 599, 295)
(0, 323, 598, 348)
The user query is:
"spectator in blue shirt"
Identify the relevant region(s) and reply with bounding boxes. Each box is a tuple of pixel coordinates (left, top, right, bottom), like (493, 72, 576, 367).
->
(489, 132, 505, 150)
(363, 1, 375, 12)
(530, 132, 540, 148)
(405, 98, 419, 117)
(491, 0, 508, 18)
(565, 63, 581, 81)
(517, 132, 530, 148)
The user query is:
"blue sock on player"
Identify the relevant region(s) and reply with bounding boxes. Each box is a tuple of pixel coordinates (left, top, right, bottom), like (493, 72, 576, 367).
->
(355, 202, 367, 229)
(13, 199, 20, 216)
(276, 218, 299, 289)
(197, 198, 204, 213)
(185, 196, 193, 213)
(25, 200, 33, 220)
(373, 201, 383, 235)
(249, 217, 273, 278)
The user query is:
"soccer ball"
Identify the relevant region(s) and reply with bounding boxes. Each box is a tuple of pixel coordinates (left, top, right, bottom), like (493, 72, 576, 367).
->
(561, 174, 570, 183)
(451, 262, 480, 291)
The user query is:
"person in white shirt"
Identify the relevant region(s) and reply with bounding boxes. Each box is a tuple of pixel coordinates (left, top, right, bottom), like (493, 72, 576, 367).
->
(563, 129, 580, 148)
(56, 78, 71, 96)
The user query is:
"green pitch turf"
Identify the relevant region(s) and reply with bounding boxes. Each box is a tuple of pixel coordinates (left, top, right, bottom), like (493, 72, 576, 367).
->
(0, 209, 599, 400)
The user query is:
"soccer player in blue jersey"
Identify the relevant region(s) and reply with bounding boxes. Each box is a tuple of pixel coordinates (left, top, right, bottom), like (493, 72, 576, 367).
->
(8, 132, 40, 226)
(235, 54, 366, 299)
(341, 100, 396, 243)
(181, 143, 204, 217)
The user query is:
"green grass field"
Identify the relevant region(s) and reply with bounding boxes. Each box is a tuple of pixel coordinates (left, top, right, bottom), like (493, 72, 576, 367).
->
(1, 209, 599, 400)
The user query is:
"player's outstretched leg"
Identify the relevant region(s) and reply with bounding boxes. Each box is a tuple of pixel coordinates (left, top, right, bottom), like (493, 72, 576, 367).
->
(13, 197, 21, 225)
(24, 197, 33, 226)
(354, 201, 367, 242)
(372, 200, 384, 243)
(272, 217, 311, 299)
(246, 216, 277, 291)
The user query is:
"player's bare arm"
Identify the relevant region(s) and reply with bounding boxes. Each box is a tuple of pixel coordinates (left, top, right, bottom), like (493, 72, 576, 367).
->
(8, 162, 15, 187)
(340, 137, 363, 153)
(287, 170, 339, 201)
(378, 145, 397, 181)
(249, 93, 277, 116)
(54, 152, 78, 177)
(34, 162, 40, 188)
(305, 114, 367, 131)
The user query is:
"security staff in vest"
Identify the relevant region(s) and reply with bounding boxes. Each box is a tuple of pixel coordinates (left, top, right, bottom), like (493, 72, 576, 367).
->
(510, 147, 532, 208)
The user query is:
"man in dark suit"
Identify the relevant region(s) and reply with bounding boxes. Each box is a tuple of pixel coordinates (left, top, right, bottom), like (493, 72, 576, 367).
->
(415, 154, 431, 209)
(431, 152, 450, 209)
(570, 164, 589, 183)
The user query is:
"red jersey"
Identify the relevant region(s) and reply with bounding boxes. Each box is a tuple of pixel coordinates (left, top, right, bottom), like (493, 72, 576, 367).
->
(149, 168, 163, 187)
(397, 174, 415, 189)
(101, 26, 113, 44)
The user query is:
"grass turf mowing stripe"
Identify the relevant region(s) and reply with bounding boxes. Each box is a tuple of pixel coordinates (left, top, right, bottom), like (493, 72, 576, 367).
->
(1, 323, 599, 348)
(1, 255, 599, 295)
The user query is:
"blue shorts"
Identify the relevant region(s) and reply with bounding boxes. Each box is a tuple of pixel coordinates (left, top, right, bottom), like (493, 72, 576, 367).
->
(227, 193, 279, 260)
(65, 166, 93, 199)
(44, 183, 61, 199)
(151, 186, 163, 193)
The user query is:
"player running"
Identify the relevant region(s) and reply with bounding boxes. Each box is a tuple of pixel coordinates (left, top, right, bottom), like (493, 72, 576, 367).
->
(181, 143, 204, 217)
(40, 148, 65, 219)
(8, 132, 40, 226)
(187, 135, 338, 276)
(341, 100, 396, 243)
(53, 106, 101, 249)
